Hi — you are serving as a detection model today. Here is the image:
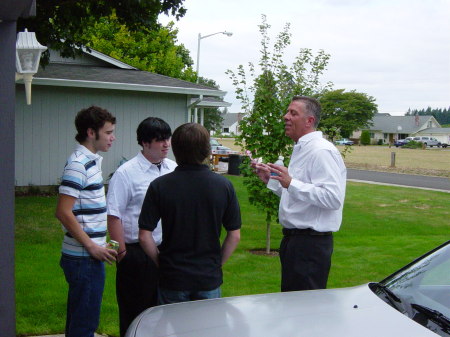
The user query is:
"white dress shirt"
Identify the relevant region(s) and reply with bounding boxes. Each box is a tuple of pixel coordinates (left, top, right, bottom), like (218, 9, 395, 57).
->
(270, 131, 347, 232)
(107, 152, 177, 245)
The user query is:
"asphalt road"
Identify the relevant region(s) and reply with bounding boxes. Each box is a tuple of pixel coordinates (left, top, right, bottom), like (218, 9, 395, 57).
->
(347, 169, 450, 192)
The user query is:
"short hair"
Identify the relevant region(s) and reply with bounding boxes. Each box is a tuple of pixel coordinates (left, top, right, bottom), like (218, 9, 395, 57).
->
(291, 96, 321, 128)
(75, 106, 116, 143)
(172, 123, 211, 165)
(137, 117, 172, 146)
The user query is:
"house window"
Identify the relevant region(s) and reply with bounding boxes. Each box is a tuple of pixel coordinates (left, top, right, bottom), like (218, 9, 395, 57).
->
(383, 133, 388, 139)
(223, 127, 229, 133)
(427, 121, 432, 128)
(370, 133, 374, 138)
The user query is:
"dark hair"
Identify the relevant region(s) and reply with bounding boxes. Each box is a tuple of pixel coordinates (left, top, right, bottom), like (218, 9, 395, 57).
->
(75, 106, 116, 143)
(137, 117, 172, 146)
(172, 123, 211, 165)
(291, 96, 321, 128)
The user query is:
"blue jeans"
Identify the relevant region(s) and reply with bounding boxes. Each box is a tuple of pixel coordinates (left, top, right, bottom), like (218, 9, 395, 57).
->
(60, 255, 105, 337)
(158, 287, 221, 305)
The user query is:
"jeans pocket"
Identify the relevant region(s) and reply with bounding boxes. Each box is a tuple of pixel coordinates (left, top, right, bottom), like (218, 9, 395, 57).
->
(60, 255, 81, 285)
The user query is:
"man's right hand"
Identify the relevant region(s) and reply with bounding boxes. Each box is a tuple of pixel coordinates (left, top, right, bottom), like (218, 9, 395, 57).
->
(87, 245, 117, 264)
(251, 160, 271, 184)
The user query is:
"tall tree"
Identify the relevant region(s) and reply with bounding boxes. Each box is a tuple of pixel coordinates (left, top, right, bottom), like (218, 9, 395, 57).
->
(226, 15, 331, 253)
(17, 0, 186, 64)
(319, 89, 378, 139)
(83, 14, 196, 81)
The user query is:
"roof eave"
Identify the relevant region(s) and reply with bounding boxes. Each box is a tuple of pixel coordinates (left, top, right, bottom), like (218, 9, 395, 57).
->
(30, 78, 227, 97)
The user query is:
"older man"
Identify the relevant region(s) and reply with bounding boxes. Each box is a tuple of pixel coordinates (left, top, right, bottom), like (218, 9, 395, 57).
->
(253, 96, 347, 291)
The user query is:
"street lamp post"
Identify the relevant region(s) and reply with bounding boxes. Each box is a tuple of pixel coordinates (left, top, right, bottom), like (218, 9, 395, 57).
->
(196, 31, 232, 83)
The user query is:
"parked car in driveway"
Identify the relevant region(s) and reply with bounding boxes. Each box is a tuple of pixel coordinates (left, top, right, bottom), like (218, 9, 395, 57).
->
(210, 138, 233, 155)
(413, 136, 442, 147)
(126, 241, 450, 337)
(335, 138, 354, 145)
(394, 137, 414, 147)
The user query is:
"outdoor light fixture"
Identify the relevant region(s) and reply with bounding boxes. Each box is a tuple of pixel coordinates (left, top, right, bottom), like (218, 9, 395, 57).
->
(196, 31, 233, 83)
(15, 29, 47, 105)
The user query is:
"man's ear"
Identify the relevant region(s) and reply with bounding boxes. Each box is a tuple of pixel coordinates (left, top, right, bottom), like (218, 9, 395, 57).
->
(87, 128, 96, 139)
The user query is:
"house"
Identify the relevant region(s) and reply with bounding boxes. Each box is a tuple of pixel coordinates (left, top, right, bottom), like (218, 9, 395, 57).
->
(15, 48, 230, 187)
(352, 114, 450, 145)
(220, 113, 243, 136)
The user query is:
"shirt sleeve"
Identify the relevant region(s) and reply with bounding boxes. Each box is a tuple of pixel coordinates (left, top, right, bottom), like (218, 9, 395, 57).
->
(138, 181, 160, 232)
(106, 170, 130, 219)
(287, 149, 346, 210)
(222, 181, 242, 231)
(59, 160, 86, 198)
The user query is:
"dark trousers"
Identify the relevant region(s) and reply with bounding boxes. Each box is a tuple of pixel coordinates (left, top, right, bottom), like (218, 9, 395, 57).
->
(116, 243, 158, 337)
(279, 229, 333, 292)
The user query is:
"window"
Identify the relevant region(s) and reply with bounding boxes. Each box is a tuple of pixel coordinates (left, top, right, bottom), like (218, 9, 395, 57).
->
(223, 127, 229, 133)
(370, 133, 374, 138)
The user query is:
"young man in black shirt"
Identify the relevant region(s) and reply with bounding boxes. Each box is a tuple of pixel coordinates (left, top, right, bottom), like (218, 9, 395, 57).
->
(139, 123, 241, 304)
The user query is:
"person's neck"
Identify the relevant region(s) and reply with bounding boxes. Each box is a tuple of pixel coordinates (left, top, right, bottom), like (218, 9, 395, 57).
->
(141, 150, 162, 164)
(81, 141, 97, 154)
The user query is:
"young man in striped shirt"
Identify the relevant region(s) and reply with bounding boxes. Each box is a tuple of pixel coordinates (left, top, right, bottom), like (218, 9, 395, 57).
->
(56, 106, 117, 337)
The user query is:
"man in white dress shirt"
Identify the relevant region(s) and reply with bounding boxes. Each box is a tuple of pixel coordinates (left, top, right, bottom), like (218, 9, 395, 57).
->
(253, 96, 346, 291)
(107, 117, 177, 337)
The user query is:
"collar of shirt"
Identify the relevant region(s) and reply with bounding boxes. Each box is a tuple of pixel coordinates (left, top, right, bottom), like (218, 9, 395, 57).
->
(175, 164, 210, 172)
(296, 131, 323, 148)
(76, 144, 102, 164)
(136, 151, 170, 172)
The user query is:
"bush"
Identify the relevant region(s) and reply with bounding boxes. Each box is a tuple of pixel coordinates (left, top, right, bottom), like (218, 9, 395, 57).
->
(360, 130, 370, 145)
(377, 139, 383, 145)
(403, 141, 423, 149)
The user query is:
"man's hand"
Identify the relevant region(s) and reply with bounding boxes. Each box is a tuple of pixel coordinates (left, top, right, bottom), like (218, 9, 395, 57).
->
(86, 244, 117, 264)
(267, 163, 292, 189)
(251, 160, 271, 184)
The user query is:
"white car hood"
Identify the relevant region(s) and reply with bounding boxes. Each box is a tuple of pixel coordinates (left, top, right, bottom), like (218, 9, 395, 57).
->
(126, 284, 438, 337)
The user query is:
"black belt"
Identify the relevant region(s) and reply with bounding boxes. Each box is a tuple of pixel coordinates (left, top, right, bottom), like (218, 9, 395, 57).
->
(283, 228, 332, 236)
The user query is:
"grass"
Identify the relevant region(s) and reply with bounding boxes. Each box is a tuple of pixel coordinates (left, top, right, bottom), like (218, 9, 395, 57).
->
(15, 178, 449, 336)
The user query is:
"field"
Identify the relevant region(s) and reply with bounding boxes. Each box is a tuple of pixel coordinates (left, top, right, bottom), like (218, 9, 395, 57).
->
(216, 138, 450, 177)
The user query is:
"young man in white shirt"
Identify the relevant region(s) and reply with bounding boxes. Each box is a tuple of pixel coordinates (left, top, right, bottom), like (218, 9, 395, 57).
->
(56, 106, 117, 337)
(253, 96, 346, 291)
(107, 117, 177, 337)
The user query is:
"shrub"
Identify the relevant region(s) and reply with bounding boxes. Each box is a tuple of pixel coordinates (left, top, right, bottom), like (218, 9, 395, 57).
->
(403, 140, 423, 149)
(360, 130, 370, 145)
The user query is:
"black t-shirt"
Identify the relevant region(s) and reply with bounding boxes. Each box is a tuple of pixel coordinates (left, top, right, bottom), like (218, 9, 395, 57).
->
(139, 164, 241, 291)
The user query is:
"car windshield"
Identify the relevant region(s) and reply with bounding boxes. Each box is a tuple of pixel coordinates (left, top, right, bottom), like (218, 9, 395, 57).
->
(210, 139, 221, 146)
(372, 241, 450, 336)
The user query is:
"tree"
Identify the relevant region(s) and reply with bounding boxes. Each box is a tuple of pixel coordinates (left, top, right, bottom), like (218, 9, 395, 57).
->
(17, 0, 186, 64)
(83, 14, 196, 81)
(197, 77, 224, 133)
(226, 15, 331, 253)
(319, 89, 378, 139)
(406, 107, 450, 125)
(360, 130, 371, 145)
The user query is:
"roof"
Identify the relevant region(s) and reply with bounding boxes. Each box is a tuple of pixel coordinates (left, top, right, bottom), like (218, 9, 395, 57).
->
(24, 47, 229, 99)
(416, 127, 450, 135)
(368, 114, 438, 133)
(33, 64, 227, 97)
(221, 113, 242, 127)
(190, 96, 232, 108)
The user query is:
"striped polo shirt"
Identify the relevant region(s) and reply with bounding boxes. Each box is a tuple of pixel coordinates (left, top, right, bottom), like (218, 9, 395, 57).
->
(59, 145, 107, 257)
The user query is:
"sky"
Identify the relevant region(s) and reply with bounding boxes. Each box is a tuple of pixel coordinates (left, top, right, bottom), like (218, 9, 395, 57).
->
(160, 0, 450, 115)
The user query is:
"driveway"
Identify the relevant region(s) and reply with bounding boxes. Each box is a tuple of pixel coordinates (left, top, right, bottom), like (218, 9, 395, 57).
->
(347, 169, 450, 192)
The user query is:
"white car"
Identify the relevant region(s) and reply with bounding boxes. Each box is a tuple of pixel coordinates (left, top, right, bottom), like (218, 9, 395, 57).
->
(126, 241, 450, 337)
(210, 138, 233, 155)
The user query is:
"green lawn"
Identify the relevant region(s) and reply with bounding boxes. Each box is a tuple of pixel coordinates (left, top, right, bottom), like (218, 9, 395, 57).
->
(15, 177, 449, 336)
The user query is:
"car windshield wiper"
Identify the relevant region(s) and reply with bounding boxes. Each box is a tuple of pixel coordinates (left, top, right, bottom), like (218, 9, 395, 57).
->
(371, 283, 405, 312)
(411, 303, 450, 332)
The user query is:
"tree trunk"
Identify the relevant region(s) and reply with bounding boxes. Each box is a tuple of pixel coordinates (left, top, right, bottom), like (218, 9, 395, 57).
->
(265, 214, 271, 254)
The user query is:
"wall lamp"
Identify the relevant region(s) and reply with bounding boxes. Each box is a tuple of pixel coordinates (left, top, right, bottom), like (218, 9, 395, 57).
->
(15, 29, 47, 105)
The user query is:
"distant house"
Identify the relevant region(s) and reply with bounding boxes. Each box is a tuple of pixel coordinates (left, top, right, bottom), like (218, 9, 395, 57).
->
(15, 48, 230, 187)
(220, 113, 243, 136)
(352, 114, 450, 145)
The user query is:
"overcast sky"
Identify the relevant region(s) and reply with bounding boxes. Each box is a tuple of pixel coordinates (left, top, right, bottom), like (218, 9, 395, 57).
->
(160, 0, 449, 115)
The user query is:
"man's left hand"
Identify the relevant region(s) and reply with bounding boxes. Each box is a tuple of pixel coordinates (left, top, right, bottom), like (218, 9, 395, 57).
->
(267, 163, 292, 189)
